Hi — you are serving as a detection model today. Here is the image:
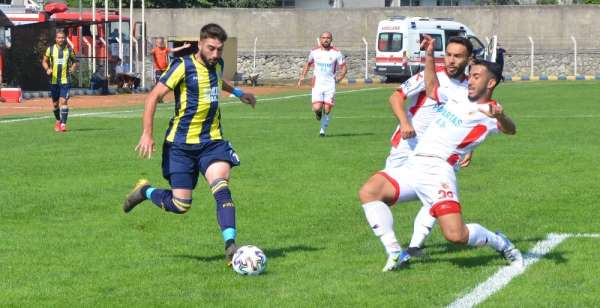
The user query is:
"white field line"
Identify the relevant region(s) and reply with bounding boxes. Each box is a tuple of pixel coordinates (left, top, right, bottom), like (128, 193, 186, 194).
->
(448, 233, 600, 308)
(0, 87, 384, 124)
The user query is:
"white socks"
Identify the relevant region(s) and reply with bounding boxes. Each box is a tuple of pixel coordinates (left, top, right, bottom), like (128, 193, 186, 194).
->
(409, 206, 437, 248)
(466, 223, 505, 251)
(320, 112, 331, 130)
(363, 201, 402, 255)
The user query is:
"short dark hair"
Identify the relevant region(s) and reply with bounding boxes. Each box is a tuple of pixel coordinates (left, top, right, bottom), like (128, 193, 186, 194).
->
(471, 59, 503, 84)
(447, 36, 473, 57)
(200, 23, 227, 42)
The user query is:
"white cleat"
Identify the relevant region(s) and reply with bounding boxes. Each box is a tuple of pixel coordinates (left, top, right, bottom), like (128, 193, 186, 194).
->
(382, 251, 410, 272)
(496, 231, 524, 267)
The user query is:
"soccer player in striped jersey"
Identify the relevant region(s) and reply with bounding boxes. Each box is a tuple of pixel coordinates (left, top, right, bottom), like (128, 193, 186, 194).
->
(42, 30, 77, 132)
(123, 23, 256, 266)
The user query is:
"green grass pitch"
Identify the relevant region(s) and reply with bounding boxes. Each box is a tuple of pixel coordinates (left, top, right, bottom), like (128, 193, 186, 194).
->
(1, 81, 599, 306)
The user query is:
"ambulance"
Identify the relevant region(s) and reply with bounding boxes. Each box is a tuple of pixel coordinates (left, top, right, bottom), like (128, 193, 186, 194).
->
(374, 16, 486, 80)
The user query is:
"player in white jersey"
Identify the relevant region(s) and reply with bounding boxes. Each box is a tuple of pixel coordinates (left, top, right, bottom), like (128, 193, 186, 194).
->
(298, 32, 347, 137)
(384, 37, 474, 258)
(359, 36, 523, 272)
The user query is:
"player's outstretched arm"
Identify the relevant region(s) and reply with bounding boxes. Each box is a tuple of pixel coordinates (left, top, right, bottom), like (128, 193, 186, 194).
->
(481, 103, 516, 135)
(493, 106, 516, 135)
(170, 42, 192, 53)
(389, 91, 415, 139)
(422, 36, 439, 100)
(136, 83, 171, 159)
(222, 80, 256, 108)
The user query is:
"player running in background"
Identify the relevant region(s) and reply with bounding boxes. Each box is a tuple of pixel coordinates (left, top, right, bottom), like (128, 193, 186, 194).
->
(123, 23, 256, 266)
(385, 36, 474, 258)
(298, 32, 347, 137)
(42, 30, 77, 132)
(359, 35, 522, 272)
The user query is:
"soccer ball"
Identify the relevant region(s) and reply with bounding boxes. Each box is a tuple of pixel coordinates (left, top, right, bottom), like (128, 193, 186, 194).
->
(232, 245, 267, 276)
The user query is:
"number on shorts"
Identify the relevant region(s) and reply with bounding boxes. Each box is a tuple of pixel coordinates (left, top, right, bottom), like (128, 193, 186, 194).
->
(438, 189, 454, 199)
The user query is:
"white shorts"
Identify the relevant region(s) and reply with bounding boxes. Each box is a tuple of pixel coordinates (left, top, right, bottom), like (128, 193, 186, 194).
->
(312, 86, 336, 105)
(384, 137, 418, 169)
(380, 156, 461, 217)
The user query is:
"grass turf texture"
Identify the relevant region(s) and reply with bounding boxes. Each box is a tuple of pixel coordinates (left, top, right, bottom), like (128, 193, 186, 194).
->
(1, 81, 599, 306)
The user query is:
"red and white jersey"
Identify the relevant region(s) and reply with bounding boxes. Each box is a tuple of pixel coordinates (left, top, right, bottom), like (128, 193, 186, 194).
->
(413, 86, 501, 165)
(307, 47, 345, 88)
(390, 67, 468, 148)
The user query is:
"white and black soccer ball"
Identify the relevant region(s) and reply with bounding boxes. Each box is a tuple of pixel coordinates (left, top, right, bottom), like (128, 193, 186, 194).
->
(232, 245, 267, 276)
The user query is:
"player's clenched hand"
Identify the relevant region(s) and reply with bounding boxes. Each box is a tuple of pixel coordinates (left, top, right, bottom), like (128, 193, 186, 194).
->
(478, 102, 503, 118)
(46, 68, 53, 76)
(240, 93, 256, 108)
(420, 35, 435, 55)
(400, 123, 416, 139)
(135, 134, 156, 159)
(489, 103, 504, 118)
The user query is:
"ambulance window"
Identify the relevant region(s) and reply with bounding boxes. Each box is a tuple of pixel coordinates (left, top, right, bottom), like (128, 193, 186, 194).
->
(468, 36, 484, 51)
(420, 34, 443, 51)
(378, 33, 402, 52)
(445, 30, 466, 41)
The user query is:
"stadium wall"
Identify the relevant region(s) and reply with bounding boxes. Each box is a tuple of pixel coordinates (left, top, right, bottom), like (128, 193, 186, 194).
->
(133, 5, 600, 81)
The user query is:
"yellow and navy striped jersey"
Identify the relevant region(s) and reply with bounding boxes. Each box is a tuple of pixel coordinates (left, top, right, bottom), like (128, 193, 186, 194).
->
(45, 44, 76, 85)
(159, 55, 224, 144)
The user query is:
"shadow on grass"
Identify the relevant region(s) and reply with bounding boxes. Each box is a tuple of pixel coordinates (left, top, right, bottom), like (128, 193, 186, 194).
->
(173, 244, 323, 263)
(323, 132, 375, 138)
(410, 236, 547, 268)
(417, 236, 544, 256)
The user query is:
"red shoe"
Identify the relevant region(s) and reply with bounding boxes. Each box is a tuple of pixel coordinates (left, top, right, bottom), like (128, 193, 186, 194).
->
(60, 123, 68, 132)
(54, 121, 61, 132)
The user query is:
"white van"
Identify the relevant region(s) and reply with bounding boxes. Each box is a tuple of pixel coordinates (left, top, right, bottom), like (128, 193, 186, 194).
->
(374, 16, 485, 80)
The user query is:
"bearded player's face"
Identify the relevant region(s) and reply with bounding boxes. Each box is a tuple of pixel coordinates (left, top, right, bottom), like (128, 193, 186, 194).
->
(198, 38, 224, 67)
(320, 33, 332, 49)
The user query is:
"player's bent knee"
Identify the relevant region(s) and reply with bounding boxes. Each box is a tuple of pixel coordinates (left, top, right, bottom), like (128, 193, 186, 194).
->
(359, 181, 389, 205)
(358, 185, 377, 204)
(443, 229, 468, 244)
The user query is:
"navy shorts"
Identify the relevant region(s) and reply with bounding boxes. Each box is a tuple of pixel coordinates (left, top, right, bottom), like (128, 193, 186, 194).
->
(50, 84, 70, 102)
(155, 70, 165, 84)
(161, 140, 240, 189)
